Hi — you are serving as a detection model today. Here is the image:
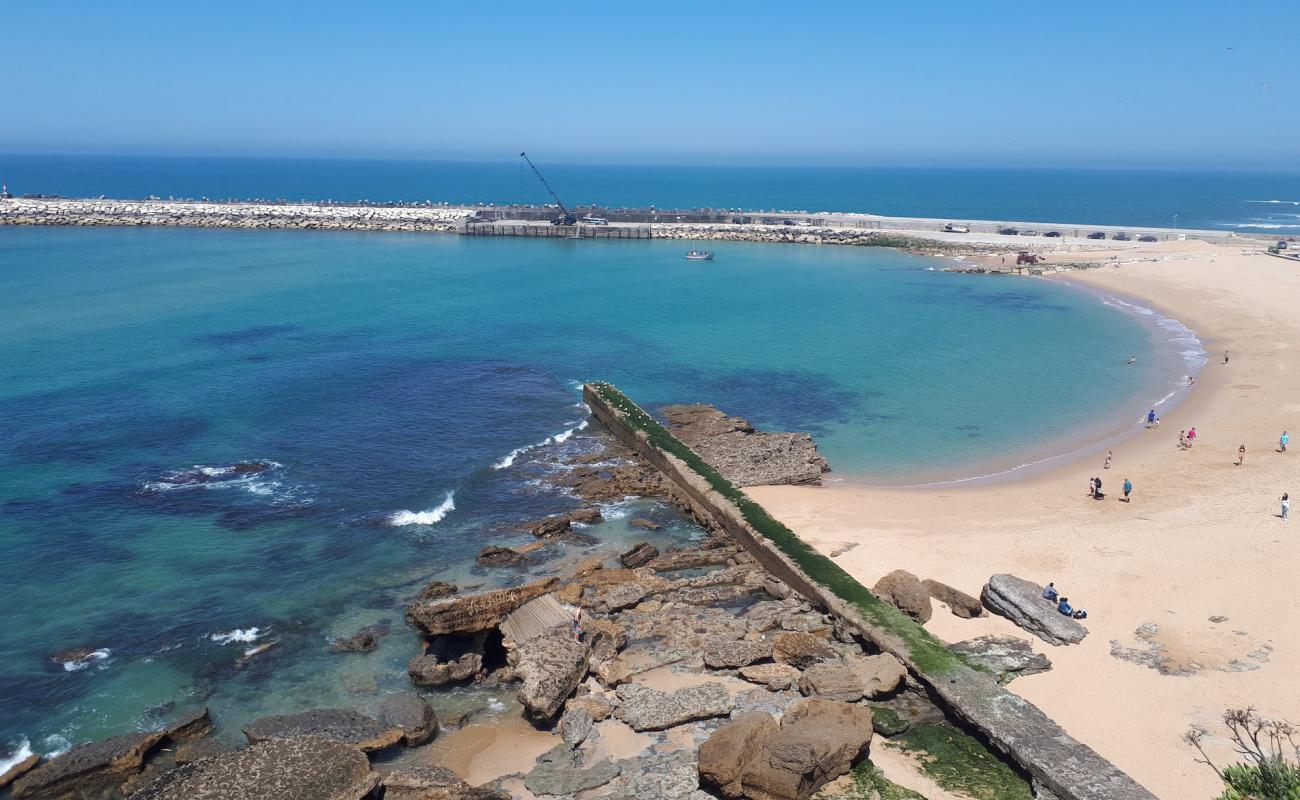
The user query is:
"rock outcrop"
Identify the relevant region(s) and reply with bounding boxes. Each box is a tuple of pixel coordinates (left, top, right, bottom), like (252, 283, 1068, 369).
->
(739, 663, 802, 691)
(771, 632, 837, 669)
(11, 731, 164, 799)
(328, 625, 387, 653)
(698, 698, 873, 800)
(0, 754, 40, 792)
(662, 404, 830, 487)
(406, 577, 558, 637)
(949, 635, 1052, 683)
(981, 574, 1088, 646)
(241, 708, 404, 752)
(128, 735, 379, 800)
(798, 662, 865, 702)
(704, 638, 773, 669)
(524, 744, 621, 796)
(872, 570, 933, 623)
(620, 542, 660, 568)
(376, 693, 439, 746)
(615, 682, 736, 731)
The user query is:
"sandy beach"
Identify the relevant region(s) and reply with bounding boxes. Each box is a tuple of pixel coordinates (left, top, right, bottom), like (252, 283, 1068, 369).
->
(750, 239, 1300, 799)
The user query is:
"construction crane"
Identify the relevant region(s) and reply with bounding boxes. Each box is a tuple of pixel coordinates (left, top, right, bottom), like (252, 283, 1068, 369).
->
(520, 152, 577, 225)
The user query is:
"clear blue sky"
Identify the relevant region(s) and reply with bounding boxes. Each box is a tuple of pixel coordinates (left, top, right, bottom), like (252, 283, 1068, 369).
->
(5, 1, 1297, 168)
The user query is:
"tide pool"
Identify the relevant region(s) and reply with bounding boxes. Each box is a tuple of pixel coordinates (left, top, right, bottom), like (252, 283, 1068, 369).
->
(0, 226, 1165, 752)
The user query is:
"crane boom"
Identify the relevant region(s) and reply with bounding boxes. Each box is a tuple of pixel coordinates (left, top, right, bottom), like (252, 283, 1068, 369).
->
(519, 152, 576, 224)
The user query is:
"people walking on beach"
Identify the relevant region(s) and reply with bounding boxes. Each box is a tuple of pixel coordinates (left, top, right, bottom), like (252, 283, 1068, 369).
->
(1093, 476, 1104, 500)
(1224, 350, 1230, 364)
(1283, 493, 1290, 523)
(1237, 445, 1246, 466)
(1088, 477, 1096, 498)
(1187, 427, 1197, 447)
(1179, 430, 1189, 449)
(1146, 409, 1157, 428)
(1123, 478, 1132, 502)
(1104, 450, 1113, 470)
(1281, 431, 1289, 453)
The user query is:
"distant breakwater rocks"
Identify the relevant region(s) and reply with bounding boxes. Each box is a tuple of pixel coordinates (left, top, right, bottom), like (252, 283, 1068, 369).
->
(0, 198, 470, 233)
(650, 223, 1013, 253)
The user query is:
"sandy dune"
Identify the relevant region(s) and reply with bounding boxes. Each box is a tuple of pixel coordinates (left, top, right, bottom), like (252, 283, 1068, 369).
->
(750, 241, 1300, 799)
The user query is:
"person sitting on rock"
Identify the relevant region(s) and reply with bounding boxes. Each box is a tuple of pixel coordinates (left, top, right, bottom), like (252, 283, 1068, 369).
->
(1042, 582, 1059, 602)
(1058, 597, 1088, 620)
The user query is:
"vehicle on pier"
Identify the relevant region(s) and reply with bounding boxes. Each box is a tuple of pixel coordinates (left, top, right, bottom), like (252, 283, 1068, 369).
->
(1016, 251, 1042, 265)
(943, 223, 970, 233)
(580, 215, 608, 225)
(686, 250, 714, 261)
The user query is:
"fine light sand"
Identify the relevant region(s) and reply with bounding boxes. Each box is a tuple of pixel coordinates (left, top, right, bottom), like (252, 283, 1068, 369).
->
(750, 240, 1300, 799)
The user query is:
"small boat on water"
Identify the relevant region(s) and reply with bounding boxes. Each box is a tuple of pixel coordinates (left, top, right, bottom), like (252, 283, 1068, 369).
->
(685, 249, 714, 261)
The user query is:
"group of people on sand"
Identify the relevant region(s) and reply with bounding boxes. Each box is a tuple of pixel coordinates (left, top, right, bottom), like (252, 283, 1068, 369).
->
(1178, 427, 1198, 449)
(1087, 472, 1132, 502)
(1041, 582, 1088, 620)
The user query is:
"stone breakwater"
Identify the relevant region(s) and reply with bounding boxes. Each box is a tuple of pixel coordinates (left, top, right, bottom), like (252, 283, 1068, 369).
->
(647, 223, 1017, 253)
(0, 198, 472, 233)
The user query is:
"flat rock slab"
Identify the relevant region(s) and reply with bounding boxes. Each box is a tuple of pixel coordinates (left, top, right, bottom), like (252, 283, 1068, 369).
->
(704, 638, 773, 669)
(662, 404, 830, 487)
(524, 744, 621, 796)
(242, 708, 404, 752)
(383, 765, 509, 800)
(739, 663, 802, 691)
(950, 635, 1052, 683)
(981, 574, 1087, 646)
(128, 736, 379, 800)
(12, 731, 164, 799)
(615, 682, 736, 731)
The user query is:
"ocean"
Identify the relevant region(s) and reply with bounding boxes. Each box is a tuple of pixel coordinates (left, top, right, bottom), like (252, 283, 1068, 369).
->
(3, 154, 1300, 233)
(0, 187, 1204, 763)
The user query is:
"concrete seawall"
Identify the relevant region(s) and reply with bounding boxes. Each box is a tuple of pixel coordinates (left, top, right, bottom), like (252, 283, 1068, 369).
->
(584, 382, 1158, 800)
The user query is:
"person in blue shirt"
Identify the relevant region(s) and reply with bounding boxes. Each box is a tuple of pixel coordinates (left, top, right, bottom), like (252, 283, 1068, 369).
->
(1057, 597, 1073, 616)
(1146, 409, 1157, 427)
(1042, 582, 1058, 602)
(1281, 431, 1289, 453)
(1123, 478, 1133, 502)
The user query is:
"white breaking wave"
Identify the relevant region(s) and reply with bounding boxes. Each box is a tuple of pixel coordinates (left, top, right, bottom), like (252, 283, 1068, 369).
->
(1226, 222, 1300, 230)
(211, 627, 262, 645)
(1247, 199, 1300, 205)
(60, 648, 111, 672)
(388, 492, 456, 526)
(491, 419, 590, 470)
(1, 738, 33, 774)
(42, 735, 70, 759)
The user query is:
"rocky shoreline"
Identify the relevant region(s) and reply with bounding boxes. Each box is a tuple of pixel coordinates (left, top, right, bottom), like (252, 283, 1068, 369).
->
(1, 404, 1047, 800)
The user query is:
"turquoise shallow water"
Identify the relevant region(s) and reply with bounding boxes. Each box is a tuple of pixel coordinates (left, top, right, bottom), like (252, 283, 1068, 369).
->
(0, 226, 1167, 758)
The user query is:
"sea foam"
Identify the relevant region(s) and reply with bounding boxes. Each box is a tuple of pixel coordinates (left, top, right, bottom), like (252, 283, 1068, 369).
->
(60, 648, 111, 672)
(388, 492, 456, 526)
(491, 419, 590, 470)
(1, 738, 33, 774)
(211, 627, 262, 645)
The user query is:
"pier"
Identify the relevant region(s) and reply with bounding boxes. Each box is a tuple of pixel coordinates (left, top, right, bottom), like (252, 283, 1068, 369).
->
(461, 222, 653, 239)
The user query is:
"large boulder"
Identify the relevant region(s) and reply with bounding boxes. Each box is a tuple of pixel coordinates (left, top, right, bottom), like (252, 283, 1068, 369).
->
(0, 753, 39, 791)
(241, 708, 404, 752)
(949, 635, 1053, 683)
(128, 736, 378, 800)
(408, 652, 482, 686)
(510, 626, 592, 720)
(698, 711, 779, 798)
(475, 545, 534, 568)
(560, 706, 594, 747)
(704, 638, 773, 669)
(771, 632, 836, 669)
(11, 731, 165, 799)
(615, 682, 736, 731)
(406, 577, 558, 636)
(416, 580, 458, 601)
(328, 625, 386, 654)
(383, 766, 508, 800)
(872, 570, 932, 623)
(698, 699, 873, 800)
(980, 574, 1087, 646)
(377, 692, 439, 746)
(620, 542, 660, 568)
(847, 653, 907, 698)
(922, 579, 984, 619)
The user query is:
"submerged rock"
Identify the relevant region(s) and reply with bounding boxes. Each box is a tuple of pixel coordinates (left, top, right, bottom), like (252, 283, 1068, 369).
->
(328, 624, 387, 654)
(872, 570, 933, 623)
(11, 731, 165, 800)
(981, 574, 1087, 646)
(406, 576, 559, 637)
(475, 544, 535, 568)
(415, 580, 458, 602)
(950, 635, 1053, 683)
(128, 735, 378, 800)
(241, 708, 404, 752)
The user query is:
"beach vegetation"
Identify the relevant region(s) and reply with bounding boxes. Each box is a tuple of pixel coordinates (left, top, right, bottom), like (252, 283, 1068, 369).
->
(1184, 707, 1300, 800)
(890, 723, 1034, 800)
(588, 382, 972, 676)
